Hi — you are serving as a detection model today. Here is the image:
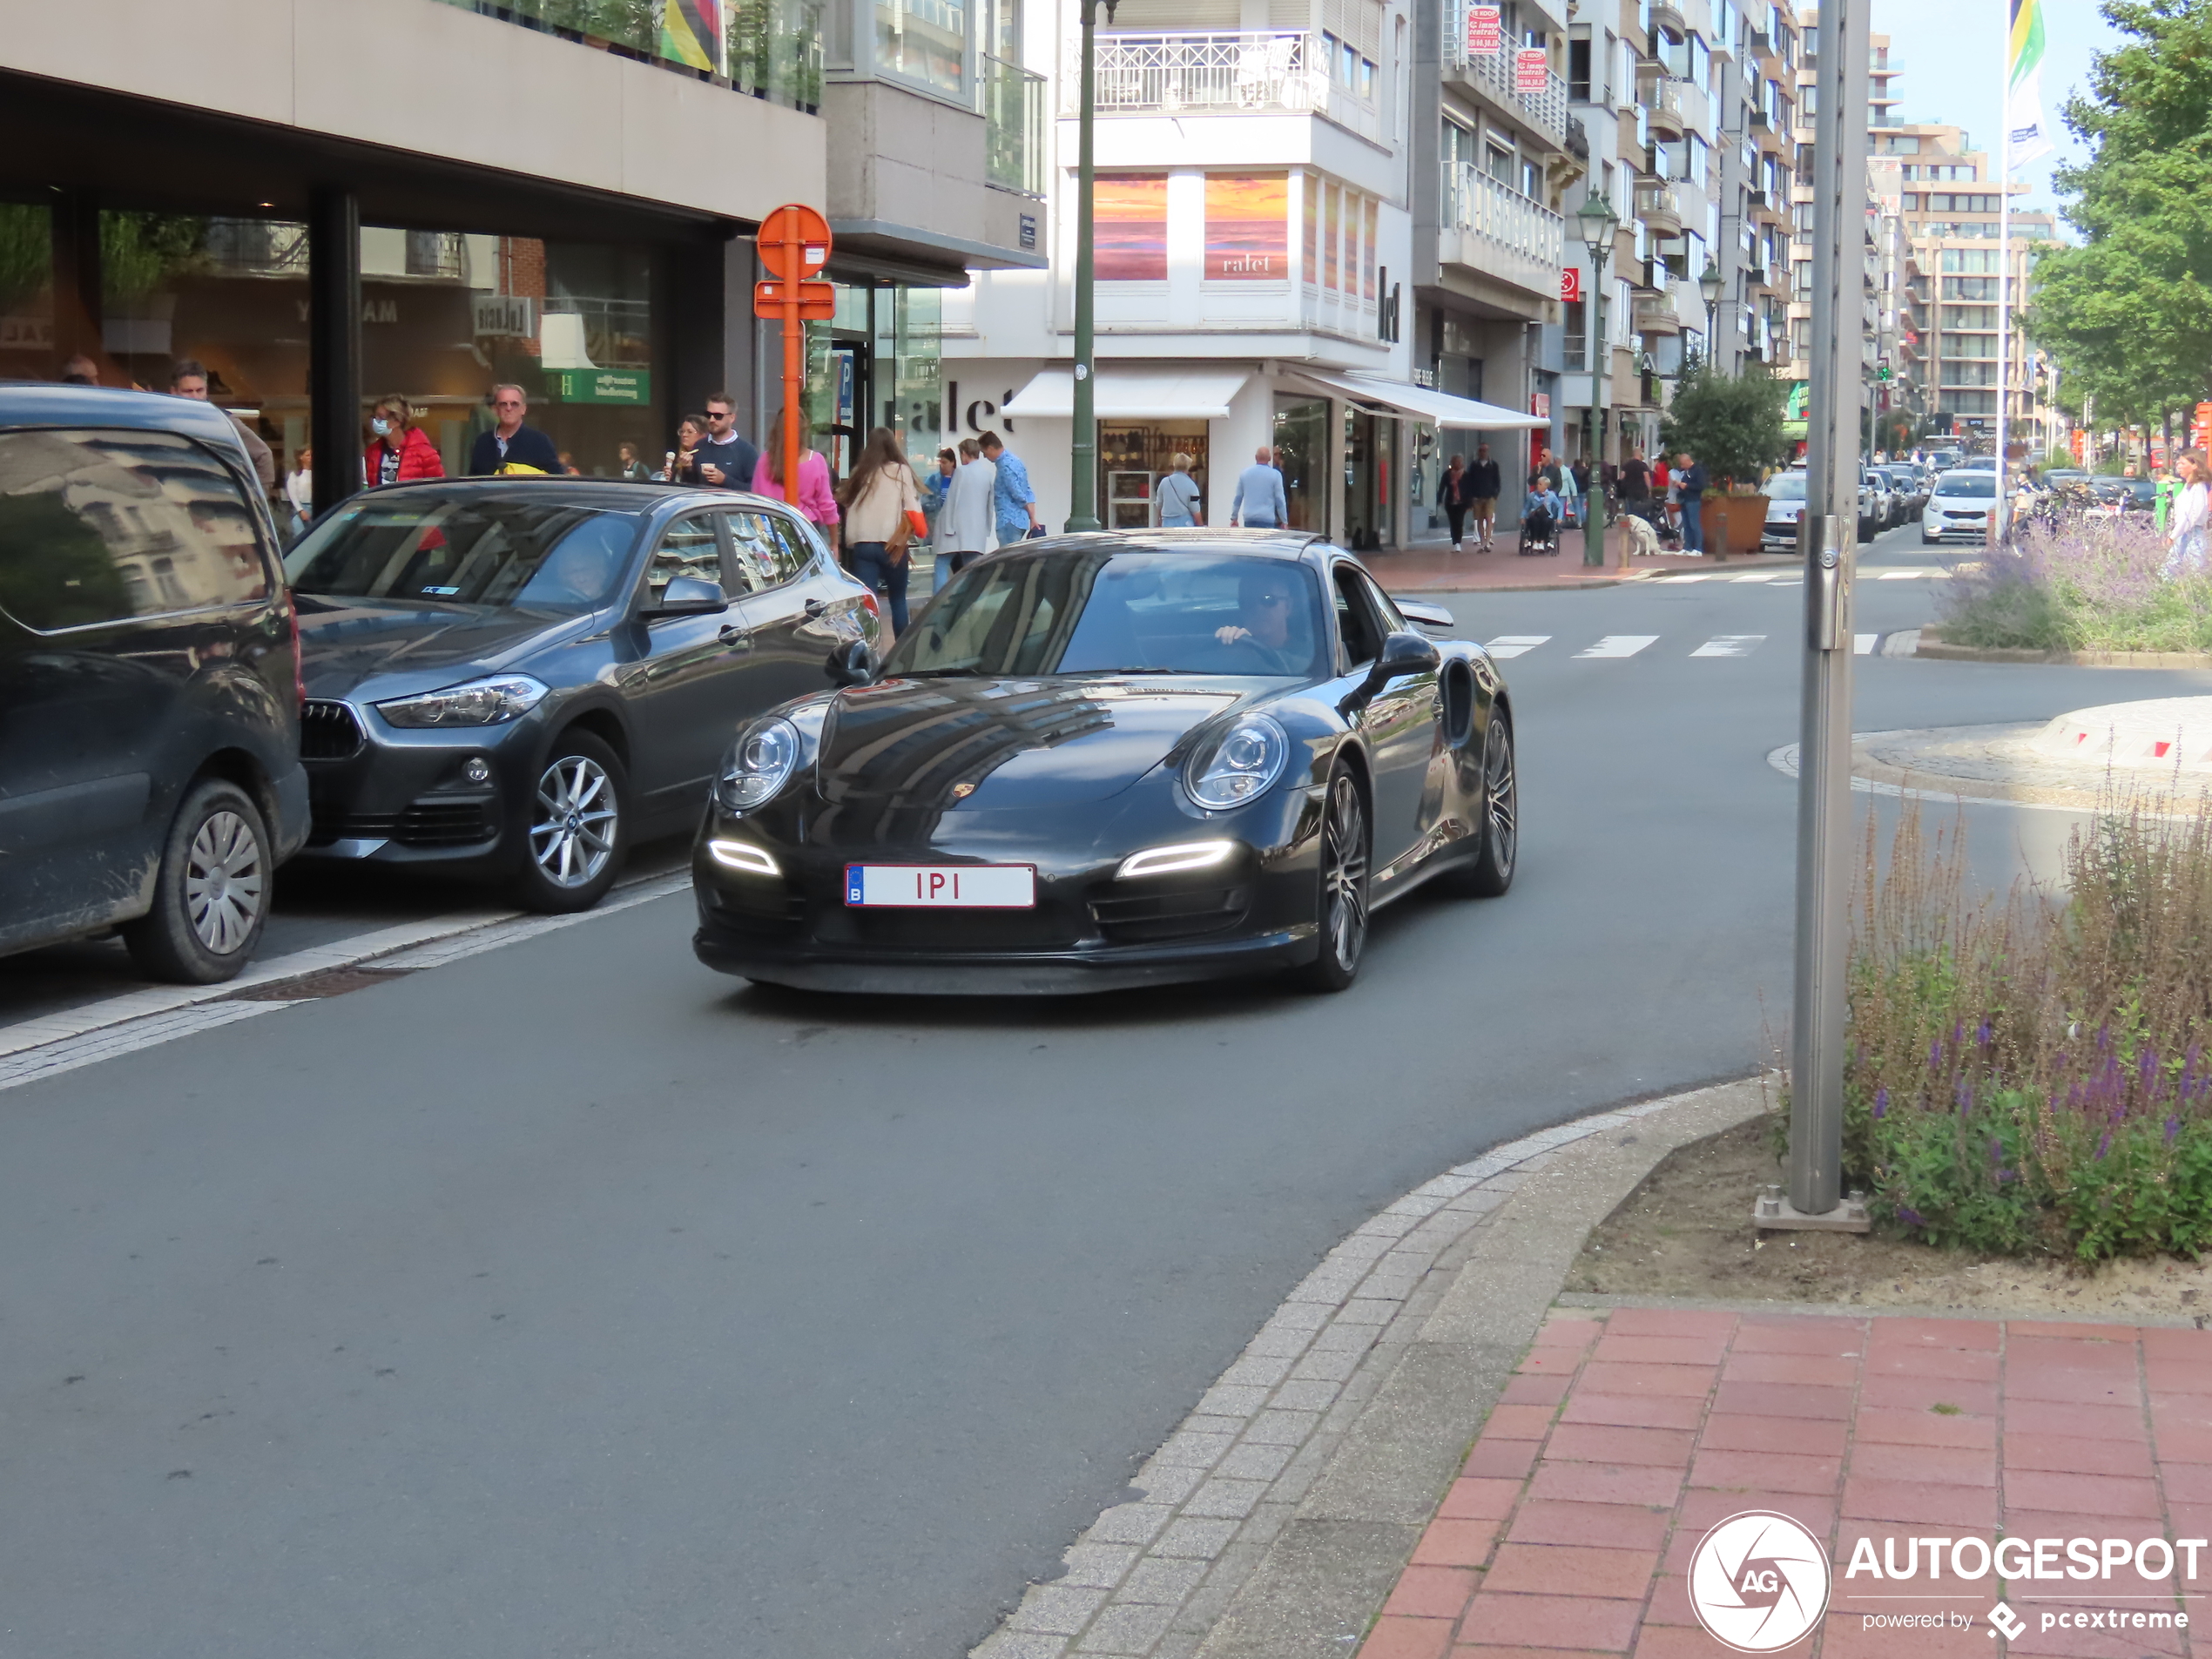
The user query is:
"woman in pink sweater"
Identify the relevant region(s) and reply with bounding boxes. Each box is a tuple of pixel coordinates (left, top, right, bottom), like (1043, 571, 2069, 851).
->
(751, 409, 840, 537)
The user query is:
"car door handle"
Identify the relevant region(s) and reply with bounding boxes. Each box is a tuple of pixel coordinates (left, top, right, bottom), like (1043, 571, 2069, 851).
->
(718, 624, 749, 644)
(803, 598, 828, 619)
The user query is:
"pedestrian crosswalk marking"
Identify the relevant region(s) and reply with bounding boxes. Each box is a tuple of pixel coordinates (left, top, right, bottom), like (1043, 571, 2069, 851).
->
(1877, 570, 1921, 580)
(1689, 635, 1765, 658)
(1656, 573, 1715, 583)
(1731, 572, 1780, 583)
(1484, 636, 1551, 658)
(1854, 634, 1878, 655)
(1575, 635, 1660, 658)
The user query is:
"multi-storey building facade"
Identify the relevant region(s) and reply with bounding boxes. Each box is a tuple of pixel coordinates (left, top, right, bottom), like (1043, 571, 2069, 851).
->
(0, 0, 1046, 494)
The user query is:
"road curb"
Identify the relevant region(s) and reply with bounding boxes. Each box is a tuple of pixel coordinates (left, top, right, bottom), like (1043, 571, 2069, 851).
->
(969, 1075, 1773, 1659)
(1914, 627, 2212, 670)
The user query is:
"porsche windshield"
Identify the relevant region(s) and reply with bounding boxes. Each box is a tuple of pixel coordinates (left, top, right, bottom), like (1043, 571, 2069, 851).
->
(283, 496, 644, 610)
(886, 551, 1330, 679)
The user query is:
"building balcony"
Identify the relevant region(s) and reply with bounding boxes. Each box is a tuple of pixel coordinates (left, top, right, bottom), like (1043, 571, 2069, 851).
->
(1081, 30, 1384, 145)
(1443, 37, 1570, 151)
(1441, 162, 1566, 306)
(1635, 181, 1683, 235)
(1749, 187, 1785, 228)
(983, 54, 1045, 196)
(1634, 293, 1683, 335)
(1643, 76, 1687, 140)
(1650, 0, 1689, 38)
(432, 0, 825, 112)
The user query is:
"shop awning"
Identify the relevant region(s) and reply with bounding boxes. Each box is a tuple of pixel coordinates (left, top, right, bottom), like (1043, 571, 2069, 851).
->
(1001, 366, 1253, 421)
(1279, 367, 1547, 429)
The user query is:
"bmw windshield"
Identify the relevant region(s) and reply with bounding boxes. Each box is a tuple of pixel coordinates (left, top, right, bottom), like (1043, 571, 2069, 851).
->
(886, 551, 1331, 679)
(285, 495, 644, 610)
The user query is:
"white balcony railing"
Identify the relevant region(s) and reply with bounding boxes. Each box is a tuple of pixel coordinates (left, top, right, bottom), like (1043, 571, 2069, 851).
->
(1074, 32, 1384, 141)
(1442, 7, 1568, 142)
(1443, 164, 1565, 299)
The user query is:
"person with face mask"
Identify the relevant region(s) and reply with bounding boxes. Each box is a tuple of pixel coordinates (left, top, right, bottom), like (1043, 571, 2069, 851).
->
(364, 395, 445, 487)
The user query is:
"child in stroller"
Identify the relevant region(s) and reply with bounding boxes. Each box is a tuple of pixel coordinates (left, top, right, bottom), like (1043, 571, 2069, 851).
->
(1518, 472, 1565, 555)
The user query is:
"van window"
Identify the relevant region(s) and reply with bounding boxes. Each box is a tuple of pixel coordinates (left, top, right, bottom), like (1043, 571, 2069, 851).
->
(0, 428, 270, 631)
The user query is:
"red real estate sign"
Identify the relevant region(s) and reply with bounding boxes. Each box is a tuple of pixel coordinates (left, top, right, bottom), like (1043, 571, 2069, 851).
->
(1515, 46, 1548, 92)
(1467, 3, 1501, 55)
(1560, 267, 1582, 304)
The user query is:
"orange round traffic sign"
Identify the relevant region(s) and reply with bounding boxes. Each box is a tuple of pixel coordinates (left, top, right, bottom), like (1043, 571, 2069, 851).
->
(758, 203, 832, 285)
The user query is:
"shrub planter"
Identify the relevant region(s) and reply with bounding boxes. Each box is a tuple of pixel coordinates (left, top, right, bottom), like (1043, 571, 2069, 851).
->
(1703, 494, 1770, 557)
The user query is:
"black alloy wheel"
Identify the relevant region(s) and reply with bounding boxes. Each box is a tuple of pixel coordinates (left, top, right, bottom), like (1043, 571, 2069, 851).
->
(1460, 711, 1517, 898)
(512, 730, 629, 914)
(1298, 767, 1370, 992)
(122, 778, 272, 984)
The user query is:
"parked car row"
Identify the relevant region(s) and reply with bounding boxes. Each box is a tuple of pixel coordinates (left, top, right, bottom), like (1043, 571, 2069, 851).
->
(0, 385, 880, 982)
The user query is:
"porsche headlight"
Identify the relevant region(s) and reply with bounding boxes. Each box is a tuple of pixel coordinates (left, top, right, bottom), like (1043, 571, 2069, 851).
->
(1184, 713, 1289, 811)
(717, 718, 801, 812)
(374, 675, 548, 728)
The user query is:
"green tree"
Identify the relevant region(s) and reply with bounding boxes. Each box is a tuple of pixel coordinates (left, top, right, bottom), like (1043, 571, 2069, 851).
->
(2027, 0, 2212, 432)
(1658, 361, 1792, 487)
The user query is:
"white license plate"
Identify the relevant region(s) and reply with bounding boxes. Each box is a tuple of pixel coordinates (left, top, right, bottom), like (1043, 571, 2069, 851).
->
(844, 864, 1036, 908)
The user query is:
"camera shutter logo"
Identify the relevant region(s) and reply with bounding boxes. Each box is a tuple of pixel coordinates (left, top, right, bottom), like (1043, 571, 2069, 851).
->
(1687, 1510, 1831, 1653)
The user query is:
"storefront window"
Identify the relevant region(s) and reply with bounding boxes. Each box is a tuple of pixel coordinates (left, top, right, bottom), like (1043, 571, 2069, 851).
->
(1272, 395, 1329, 533)
(804, 280, 944, 482)
(1099, 423, 1210, 527)
(0, 203, 53, 378)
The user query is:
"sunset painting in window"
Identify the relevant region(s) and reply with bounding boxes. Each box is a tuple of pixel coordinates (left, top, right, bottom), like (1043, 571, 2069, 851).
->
(1204, 174, 1289, 280)
(1095, 175, 1169, 280)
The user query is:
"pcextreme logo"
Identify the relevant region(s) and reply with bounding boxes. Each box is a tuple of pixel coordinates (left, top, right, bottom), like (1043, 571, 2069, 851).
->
(1688, 1511, 1831, 1653)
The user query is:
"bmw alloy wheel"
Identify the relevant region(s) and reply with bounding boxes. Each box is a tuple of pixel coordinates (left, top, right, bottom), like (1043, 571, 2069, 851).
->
(183, 809, 266, 955)
(1320, 773, 1369, 974)
(531, 754, 617, 888)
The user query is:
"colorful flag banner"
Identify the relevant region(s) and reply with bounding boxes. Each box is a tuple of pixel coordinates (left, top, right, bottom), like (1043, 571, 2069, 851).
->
(2005, 0, 2053, 171)
(661, 0, 726, 75)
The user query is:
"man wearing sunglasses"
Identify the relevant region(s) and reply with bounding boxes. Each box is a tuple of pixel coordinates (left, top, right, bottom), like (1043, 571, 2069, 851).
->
(693, 394, 759, 490)
(467, 383, 563, 475)
(1212, 570, 1310, 673)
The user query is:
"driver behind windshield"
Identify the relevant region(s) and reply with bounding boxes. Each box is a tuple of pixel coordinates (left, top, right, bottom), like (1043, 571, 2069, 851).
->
(1213, 570, 1307, 673)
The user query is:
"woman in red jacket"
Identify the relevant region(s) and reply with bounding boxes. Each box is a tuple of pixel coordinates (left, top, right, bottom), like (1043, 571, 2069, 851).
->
(364, 395, 447, 487)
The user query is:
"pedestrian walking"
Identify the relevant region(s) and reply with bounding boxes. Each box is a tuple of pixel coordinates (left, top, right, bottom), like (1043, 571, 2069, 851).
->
(1466, 442, 1502, 550)
(364, 395, 445, 488)
(169, 358, 276, 490)
(2167, 449, 2209, 577)
(467, 383, 563, 475)
(1538, 447, 1563, 491)
(1652, 454, 1676, 536)
(838, 426, 924, 634)
(1231, 446, 1287, 529)
(938, 437, 998, 577)
(693, 393, 759, 490)
(617, 442, 651, 482)
(750, 408, 840, 540)
(977, 431, 1040, 543)
(1158, 452, 1203, 527)
(283, 445, 314, 538)
(1620, 450, 1651, 503)
(1441, 454, 1469, 550)
(1676, 451, 1708, 554)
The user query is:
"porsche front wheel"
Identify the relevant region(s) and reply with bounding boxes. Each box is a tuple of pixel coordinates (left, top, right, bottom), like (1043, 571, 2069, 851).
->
(1298, 767, 1370, 993)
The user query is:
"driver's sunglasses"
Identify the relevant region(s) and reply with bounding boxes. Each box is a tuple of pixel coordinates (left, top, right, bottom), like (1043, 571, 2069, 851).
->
(1256, 590, 1291, 607)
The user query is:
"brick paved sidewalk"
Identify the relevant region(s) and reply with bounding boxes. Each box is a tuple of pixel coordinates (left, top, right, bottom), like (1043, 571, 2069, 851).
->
(1361, 539, 1797, 593)
(1359, 1307, 2212, 1658)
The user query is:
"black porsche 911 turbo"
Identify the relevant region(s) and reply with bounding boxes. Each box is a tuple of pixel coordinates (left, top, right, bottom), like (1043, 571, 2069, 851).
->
(690, 530, 1516, 995)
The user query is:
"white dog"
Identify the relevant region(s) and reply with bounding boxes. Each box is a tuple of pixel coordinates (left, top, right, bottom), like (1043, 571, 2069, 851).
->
(1620, 511, 1662, 560)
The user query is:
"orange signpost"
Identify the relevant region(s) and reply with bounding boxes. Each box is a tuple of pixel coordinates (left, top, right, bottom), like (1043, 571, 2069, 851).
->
(753, 204, 835, 509)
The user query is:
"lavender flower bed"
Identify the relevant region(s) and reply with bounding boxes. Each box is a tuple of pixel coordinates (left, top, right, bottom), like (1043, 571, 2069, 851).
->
(1838, 803, 2212, 1258)
(1938, 517, 2212, 653)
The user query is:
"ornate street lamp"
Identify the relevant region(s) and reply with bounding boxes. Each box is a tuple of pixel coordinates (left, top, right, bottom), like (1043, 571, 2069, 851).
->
(1698, 259, 1724, 361)
(1575, 190, 1621, 568)
(1066, 0, 1119, 533)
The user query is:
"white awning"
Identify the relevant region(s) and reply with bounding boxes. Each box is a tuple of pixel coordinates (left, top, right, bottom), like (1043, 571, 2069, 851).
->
(1001, 365, 1254, 421)
(1280, 367, 1547, 429)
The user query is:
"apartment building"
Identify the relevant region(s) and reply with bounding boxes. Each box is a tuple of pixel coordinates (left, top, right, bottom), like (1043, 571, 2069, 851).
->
(0, 0, 1044, 493)
(943, 0, 1548, 543)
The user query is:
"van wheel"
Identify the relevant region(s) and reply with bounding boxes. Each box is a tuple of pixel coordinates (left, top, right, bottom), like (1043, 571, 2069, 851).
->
(511, 732, 628, 913)
(122, 779, 271, 984)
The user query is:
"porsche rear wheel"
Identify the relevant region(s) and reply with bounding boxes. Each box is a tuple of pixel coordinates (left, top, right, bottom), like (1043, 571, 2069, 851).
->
(1298, 767, 1370, 992)
(1456, 711, 1516, 898)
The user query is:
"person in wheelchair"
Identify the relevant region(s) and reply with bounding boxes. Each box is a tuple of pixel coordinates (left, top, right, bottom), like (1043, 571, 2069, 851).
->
(1519, 471, 1564, 556)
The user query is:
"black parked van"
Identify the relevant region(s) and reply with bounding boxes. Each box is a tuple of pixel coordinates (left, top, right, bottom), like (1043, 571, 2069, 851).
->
(0, 385, 310, 982)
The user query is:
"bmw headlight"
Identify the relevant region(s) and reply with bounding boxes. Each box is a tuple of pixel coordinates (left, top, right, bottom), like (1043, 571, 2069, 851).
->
(717, 718, 801, 812)
(1184, 713, 1289, 810)
(374, 674, 549, 728)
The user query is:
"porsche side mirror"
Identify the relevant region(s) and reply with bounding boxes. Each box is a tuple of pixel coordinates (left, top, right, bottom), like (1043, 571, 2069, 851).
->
(1367, 630, 1441, 685)
(826, 638, 877, 686)
(1394, 598, 1454, 632)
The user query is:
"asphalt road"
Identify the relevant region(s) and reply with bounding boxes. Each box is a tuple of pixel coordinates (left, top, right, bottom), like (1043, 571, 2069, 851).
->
(4, 524, 2209, 1658)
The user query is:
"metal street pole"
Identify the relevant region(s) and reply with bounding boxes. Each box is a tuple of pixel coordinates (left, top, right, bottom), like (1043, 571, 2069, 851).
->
(1584, 287, 1607, 565)
(1065, 0, 1116, 533)
(1787, 0, 1871, 1220)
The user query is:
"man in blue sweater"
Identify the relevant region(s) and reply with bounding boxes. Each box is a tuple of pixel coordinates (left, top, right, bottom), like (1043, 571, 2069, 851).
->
(467, 384, 563, 475)
(1231, 446, 1288, 529)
